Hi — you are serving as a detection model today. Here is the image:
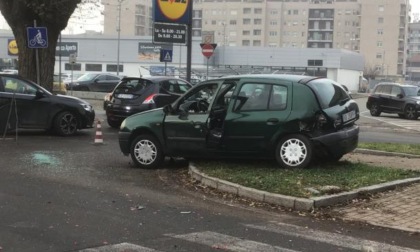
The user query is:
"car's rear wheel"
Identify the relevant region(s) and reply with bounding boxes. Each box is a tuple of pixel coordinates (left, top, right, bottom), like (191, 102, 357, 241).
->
(369, 103, 381, 116)
(107, 118, 121, 129)
(404, 105, 418, 120)
(275, 134, 312, 169)
(53, 111, 78, 136)
(130, 134, 164, 168)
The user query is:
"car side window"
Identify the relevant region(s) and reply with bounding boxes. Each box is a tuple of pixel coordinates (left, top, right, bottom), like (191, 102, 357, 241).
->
(108, 75, 120, 81)
(269, 85, 287, 110)
(2, 77, 36, 95)
(390, 86, 402, 97)
(382, 85, 391, 95)
(236, 83, 272, 111)
(178, 83, 218, 114)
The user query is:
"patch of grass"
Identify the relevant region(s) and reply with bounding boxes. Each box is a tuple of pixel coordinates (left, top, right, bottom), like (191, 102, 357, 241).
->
(358, 142, 420, 155)
(194, 159, 420, 198)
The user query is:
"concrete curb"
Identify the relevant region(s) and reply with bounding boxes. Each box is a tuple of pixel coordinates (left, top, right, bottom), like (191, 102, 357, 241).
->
(188, 149, 420, 211)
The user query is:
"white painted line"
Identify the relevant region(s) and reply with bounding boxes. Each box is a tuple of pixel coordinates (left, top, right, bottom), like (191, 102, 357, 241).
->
(245, 222, 418, 252)
(78, 242, 161, 252)
(167, 231, 300, 252)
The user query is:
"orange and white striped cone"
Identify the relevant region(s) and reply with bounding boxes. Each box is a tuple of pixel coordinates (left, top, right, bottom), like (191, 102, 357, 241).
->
(94, 120, 104, 145)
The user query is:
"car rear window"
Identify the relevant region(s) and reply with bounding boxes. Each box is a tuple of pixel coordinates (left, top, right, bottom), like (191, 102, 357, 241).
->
(307, 79, 350, 109)
(114, 79, 154, 94)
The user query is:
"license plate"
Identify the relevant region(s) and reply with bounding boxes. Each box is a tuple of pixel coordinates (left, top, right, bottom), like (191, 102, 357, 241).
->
(342, 110, 356, 122)
(117, 94, 134, 99)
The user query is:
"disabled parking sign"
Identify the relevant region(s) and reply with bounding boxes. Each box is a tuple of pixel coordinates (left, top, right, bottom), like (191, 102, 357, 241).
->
(27, 27, 48, 48)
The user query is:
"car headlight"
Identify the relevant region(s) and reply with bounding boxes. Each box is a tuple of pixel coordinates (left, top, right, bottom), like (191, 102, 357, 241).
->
(416, 101, 420, 105)
(120, 119, 126, 129)
(81, 103, 93, 112)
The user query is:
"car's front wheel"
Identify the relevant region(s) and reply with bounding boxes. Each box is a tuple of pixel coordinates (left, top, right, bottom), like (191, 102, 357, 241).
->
(404, 105, 418, 120)
(369, 103, 381, 116)
(275, 134, 312, 169)
(53, 111, 78, 136)
(130, 134, 164, 168)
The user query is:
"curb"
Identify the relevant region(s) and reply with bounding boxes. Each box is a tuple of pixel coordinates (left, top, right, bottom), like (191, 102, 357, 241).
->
(188, 149, 420, 211)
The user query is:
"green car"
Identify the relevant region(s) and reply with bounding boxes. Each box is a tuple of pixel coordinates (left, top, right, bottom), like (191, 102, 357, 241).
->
(119, 74, 360, 169)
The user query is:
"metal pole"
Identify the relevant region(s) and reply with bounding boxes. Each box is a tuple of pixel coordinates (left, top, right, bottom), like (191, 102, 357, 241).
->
(58, 33, 62, 85)
(186, 0, 193, 82)
(117, 0, 122, 76)
(34, 20, 40, 85)
(206, 58, 209, 80)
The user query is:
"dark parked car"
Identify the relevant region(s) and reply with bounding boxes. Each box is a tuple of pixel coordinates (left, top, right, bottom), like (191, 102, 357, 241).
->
(119, 74, 359, 169)
(0, 74, 95, 136)
(104, 76, 192, 128)
(67, 73, 122, 92)
(366, 82, 420, 120)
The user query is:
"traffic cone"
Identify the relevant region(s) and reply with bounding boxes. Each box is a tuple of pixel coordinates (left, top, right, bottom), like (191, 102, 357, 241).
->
(94, 120, 104, 145)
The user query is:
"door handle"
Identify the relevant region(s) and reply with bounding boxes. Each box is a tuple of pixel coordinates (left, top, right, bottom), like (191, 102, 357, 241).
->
(266, 118, 279, 125)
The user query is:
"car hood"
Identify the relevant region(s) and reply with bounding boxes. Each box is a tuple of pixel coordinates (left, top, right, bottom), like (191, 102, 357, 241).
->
(407, 96, 420, 102)
(53, 94, 91, 105)
(122, 107, 165, 130)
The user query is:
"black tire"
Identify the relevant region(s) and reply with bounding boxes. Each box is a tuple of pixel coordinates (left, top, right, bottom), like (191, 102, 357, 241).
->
(53, 111, 78, 136)
(369, 103, 381, 116)
(107, 118, 121, 129)
(275, 134, 312, 169)
(404, 105, 418, 120)
(130, 134, 164, 169)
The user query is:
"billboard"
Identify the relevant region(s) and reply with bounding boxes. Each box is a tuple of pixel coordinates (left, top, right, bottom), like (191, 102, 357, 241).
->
(56, 42, 78, 57)
(138, 43, 173, 62)
(153, 0, 191, 24)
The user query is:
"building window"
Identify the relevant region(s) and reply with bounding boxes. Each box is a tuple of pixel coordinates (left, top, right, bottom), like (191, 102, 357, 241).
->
(254, 19, 262, 25)
(86, 64, 102, 71)
(376, 53, 383, 59)
(230, 10, 237, 15)
(243, 18, 251, 25)
(243, 30, 250, 35)
(243, 8, 251, 14)
(230, 20, 237, 25)
(308, 60, 323, 66)
(379, 5, 384, 12)
(253, 30, 261, 35)
(293, 10, 299, 15)
(211, 20, 216, 25)
(253, 40, 261, 46)
(270, 10, 278, 15)
(107, 64, 123, 73)
(269, 31, 278, 36)
(270, 20, 278, 25)
(242, 40, 250, 46)
(378, 17, 384, 24)
(377, 29, 384, 35)
(254, 8, 262, 14)
(377, 41, 383, 47)
(65, 63, 81, 71)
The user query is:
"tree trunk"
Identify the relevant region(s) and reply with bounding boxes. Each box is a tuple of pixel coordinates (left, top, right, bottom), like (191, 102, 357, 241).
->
(0, 0, 81, 91)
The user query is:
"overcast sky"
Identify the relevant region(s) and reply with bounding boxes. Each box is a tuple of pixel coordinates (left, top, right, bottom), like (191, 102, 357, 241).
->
(411, 0, 420, 21)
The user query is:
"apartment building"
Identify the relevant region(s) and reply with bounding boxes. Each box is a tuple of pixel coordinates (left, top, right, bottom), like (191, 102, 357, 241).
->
(102, 0, 410, 80)
(407, 22, 420, 82)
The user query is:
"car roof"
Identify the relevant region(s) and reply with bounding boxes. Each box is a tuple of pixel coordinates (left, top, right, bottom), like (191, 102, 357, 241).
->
(121, 76, 190, 82)
(376, 82, 418, 88)
(201, 74, 318, 83)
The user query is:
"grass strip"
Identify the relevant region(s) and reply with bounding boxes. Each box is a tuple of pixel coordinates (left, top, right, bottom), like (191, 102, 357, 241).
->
(358, 142, 420, 155)
(195, 159, 420, 198)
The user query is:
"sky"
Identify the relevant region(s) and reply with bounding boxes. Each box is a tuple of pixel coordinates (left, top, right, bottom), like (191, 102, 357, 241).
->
(411, 0, 420, 22)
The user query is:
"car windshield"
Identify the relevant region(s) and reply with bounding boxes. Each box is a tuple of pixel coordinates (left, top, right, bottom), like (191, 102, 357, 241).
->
(307, 79, 350, 109)
(77, 73, 97, 81)
(402, 86, 420, 96)
(114, 79, 154, 94)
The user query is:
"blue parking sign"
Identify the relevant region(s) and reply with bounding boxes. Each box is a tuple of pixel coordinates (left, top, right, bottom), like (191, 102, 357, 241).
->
(27, 27, 48, 48)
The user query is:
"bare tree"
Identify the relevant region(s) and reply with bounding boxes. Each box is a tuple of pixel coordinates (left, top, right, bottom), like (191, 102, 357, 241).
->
(363, 63, 380, 81)
(0, 0, 83, 91)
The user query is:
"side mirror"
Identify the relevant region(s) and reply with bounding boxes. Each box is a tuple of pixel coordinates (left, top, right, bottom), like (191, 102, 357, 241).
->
(163, 104, 173, 114)
(35, 90, 44, 98)
(179, 110, 188, 120)
(397, 93, 404, 99)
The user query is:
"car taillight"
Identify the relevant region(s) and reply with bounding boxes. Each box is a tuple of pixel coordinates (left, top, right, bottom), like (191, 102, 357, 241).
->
(142, 94, 156, 104)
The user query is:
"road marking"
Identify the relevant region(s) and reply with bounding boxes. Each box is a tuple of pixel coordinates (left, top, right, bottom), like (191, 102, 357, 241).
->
(78, 242, 161, 252)
(361, 111, 420, 132)
(245, 222, 418, 252)
(167, 231, 299, 252)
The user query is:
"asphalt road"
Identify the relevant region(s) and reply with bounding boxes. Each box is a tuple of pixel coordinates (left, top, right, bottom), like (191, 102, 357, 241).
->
(1, 96, 420, 251)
